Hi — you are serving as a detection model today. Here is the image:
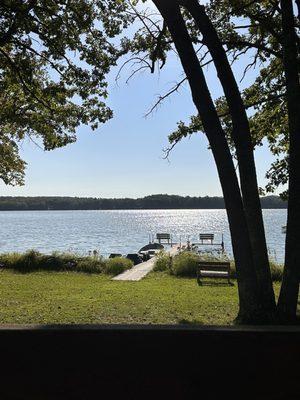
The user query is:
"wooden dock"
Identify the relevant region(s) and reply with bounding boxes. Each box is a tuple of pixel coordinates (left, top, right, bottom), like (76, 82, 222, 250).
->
(112, 245, 179, 282)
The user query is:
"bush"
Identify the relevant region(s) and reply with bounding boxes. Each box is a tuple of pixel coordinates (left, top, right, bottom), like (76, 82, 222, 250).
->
(0, 251, 106, 274)
(0, 252, 23, 269)
(76, 257, 105, 274)
(40, 253, 75, 272)
(269, 261, 283, 282)
(104, 257, 133, 276)
(153, 252, 172, 272)
(224, 259, 283, 282)
(13, 250, 43, 272)
(171, 252, 200, 277)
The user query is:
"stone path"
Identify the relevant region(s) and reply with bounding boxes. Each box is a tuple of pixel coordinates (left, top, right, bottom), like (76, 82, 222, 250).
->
(112, 246, 179, 282)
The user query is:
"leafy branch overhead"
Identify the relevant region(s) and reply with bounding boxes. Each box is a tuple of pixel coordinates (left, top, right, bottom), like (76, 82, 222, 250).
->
(161, 0, 295, 198)
(0, 0, 298, 197)
(114, 1, 295, 198)
(0, 0, 133, 185)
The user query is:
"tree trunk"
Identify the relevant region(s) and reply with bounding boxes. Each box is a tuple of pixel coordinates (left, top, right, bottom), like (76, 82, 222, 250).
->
(277, 0, 300, 321)
(152, 0, 264, 322)
(296, 0, 300, 20)
(181, 0, 276, 316)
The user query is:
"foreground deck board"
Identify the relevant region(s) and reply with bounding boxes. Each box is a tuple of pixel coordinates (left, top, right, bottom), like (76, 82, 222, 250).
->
(112, 246, 178, 281)
(1, 325, 300, 399)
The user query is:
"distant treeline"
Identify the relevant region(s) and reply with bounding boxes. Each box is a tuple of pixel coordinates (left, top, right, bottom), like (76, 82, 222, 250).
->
(0, 195, 287, 210)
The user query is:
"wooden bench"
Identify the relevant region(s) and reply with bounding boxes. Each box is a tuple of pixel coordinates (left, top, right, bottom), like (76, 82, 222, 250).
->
(196, 261, 232, 285)
(156, 233, 172, 244)
(193, 233, 225, 253)
(199, 234, 214, 244)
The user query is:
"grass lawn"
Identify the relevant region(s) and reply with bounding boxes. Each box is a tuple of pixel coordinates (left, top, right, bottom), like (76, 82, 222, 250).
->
(0, 270, 281, 325)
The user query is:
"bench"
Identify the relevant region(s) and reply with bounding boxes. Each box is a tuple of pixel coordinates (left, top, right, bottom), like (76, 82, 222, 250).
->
(192, 233, 225, 253)
(196, 261, 232, 285)
(199, 234, 214, 244)
(156, 233, 172, 244)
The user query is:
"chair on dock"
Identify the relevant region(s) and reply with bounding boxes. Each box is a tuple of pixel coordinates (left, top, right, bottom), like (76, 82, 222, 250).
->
(199, 234, 214, 244)
(156, 233, 172, 245)
(193, 233, 224, 253)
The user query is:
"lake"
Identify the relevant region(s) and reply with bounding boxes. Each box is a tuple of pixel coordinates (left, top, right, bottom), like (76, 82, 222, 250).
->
(0, 209, 287, 262)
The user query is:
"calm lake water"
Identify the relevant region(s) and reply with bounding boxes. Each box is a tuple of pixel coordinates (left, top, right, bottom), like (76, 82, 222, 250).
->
(0, 209, 287, 262)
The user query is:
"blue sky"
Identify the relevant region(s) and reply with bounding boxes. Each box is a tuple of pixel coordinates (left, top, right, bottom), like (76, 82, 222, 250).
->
(0, 5, 277, 198)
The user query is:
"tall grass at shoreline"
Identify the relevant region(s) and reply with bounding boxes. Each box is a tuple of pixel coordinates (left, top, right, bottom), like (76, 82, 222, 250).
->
(0, 250, 133, 276)
(154, 251, 283, 282)
(0, 249, 283, 281)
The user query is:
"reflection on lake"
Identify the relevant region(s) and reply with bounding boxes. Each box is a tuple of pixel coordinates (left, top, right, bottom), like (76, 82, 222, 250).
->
(0, 209, 287, 262)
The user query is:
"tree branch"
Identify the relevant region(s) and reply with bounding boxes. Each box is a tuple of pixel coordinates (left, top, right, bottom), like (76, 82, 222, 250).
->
(0, 48, 54, 112)
(0, 1, 37, 47)
(224, 39, 282, 58)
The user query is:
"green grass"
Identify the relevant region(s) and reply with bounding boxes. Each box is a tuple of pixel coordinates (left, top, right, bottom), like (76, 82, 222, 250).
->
(0, 270, 284, 325)
(0, 269, 243, 325)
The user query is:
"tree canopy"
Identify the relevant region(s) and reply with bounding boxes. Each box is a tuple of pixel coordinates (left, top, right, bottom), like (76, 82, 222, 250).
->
(0, 194, 286, 210)
(0, 0, 132, 185)
(1, 0, 297, 194)
(163, 0, 298, 199)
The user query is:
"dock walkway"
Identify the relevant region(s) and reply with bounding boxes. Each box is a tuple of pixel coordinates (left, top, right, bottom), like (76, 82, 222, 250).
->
(112, 246, 179, 282)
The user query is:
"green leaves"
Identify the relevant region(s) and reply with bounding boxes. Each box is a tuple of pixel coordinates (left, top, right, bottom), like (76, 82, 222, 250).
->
(0, 0, 295, 194)
(0, 137, 26, 186)
(0, 0, 132, 185)
(166, 0, 292, 197)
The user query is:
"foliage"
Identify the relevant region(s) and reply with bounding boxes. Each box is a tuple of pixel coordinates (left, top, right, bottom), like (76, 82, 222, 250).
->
(166, 250, 283, 281)
(269, 260, 284, 282)
(0, 0, 133, 185)
(1, 0, 297, 194)
(165, 0, 298, 198)
(114, 0, 297, 199)
(104, 257, 133, 276)
(171, 251, 200, 277)
(153, 251, 172, 272)
(171, 251, 232, 278)
(226, 258, 283, 282)
(74, 257, 106, 274)
(0, 250, 106, 274)
(0, 194, 287, 210)
(0, 249, 134, 275)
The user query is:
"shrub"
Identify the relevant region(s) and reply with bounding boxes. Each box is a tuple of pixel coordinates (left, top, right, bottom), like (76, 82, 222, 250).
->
(0, 252, 22, 269)
(171, 252, 200, 277)
(153, 252, 172, 272)
(224, 259, 283, 281)
(0, 251, 106, 274)
(14, 250, 43, 272)
(0, 250, 70, 272)
(269, 261, 283, 282)
(40, 253, 70, 272)
(104, 257, 133, 276)
(76, 257, 105, 274)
